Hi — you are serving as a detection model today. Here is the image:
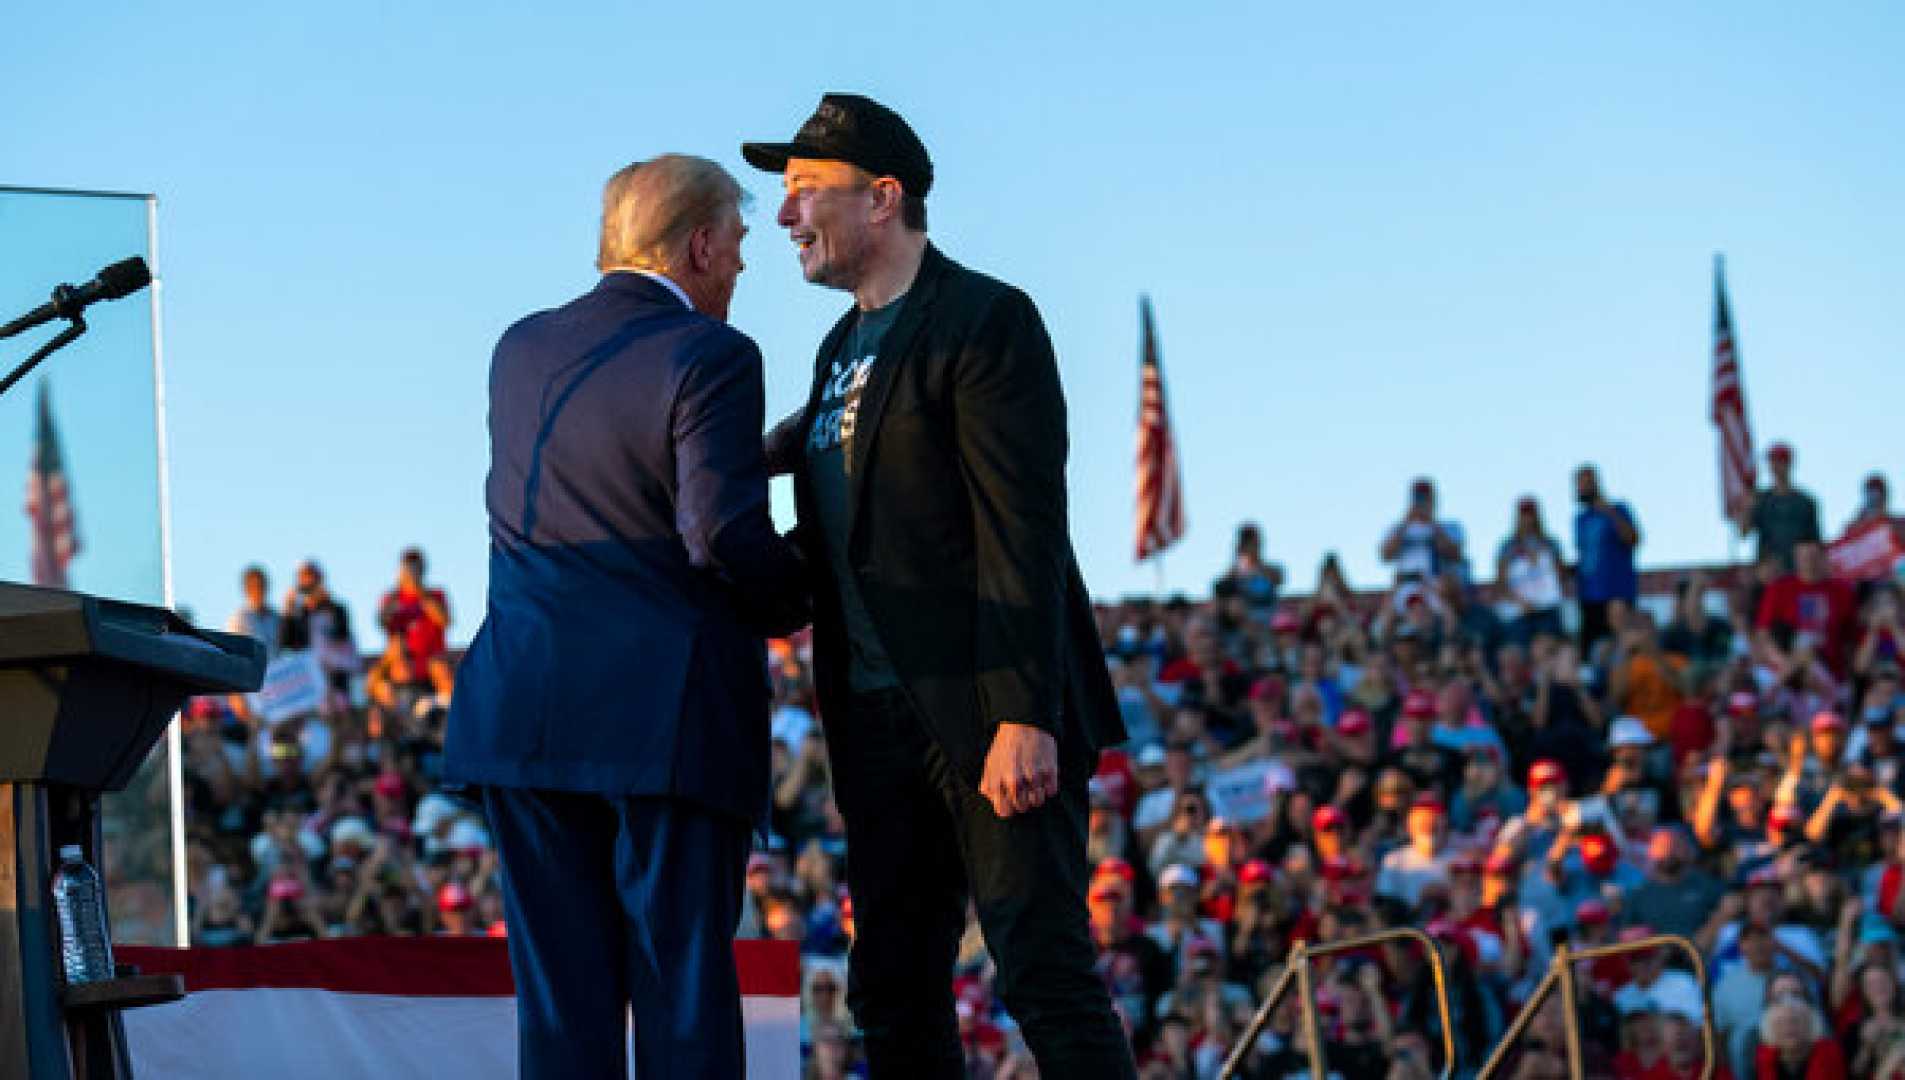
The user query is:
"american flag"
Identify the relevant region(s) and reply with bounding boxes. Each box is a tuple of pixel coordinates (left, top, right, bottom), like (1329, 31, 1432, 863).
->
(25, 382, 80, 587)
(1710, 255, 1756, 523)
(1135, 296, 1184, 562)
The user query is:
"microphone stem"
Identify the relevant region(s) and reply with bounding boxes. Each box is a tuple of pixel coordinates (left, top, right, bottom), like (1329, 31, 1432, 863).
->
(0, 315, 88, 404)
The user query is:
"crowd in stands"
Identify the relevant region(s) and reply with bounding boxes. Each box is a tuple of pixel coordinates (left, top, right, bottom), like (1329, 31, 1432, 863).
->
(179, 447, 1905, 1079)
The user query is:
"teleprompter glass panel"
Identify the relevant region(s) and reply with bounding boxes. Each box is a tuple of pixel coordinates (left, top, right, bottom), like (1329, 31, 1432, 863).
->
(0, 187, 175, 945)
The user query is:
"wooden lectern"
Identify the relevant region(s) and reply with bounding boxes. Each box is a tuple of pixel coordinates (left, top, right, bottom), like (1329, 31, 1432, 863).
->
(0, 582, 264, 1079)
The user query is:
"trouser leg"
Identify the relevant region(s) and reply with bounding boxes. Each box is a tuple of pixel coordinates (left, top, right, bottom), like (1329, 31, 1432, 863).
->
(828, 689, 969, 1080)
(613, 796, 751, 1080)
(484, 786, 630, 1080)
(935, 732, 1139, 1079)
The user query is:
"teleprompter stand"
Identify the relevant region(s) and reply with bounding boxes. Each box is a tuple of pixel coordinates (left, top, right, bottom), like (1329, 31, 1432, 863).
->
(0, 582, 264, 1079)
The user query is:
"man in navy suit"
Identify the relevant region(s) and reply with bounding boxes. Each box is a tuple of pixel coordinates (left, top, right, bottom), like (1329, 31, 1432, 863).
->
(445, 154, 807, 1079)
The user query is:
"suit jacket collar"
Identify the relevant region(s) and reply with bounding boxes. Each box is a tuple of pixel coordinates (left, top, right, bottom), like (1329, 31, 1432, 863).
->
(594, 271, 692, 310)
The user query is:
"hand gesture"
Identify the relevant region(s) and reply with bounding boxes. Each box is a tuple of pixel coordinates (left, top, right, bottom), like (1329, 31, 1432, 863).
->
(1716, 892, 1745, 925)
(1843, 895, 1866, 929)
(980, 722, 1059, 817)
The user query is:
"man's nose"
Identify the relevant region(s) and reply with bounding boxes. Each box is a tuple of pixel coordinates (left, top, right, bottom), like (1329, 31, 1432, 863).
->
(777, 194, 798, 228)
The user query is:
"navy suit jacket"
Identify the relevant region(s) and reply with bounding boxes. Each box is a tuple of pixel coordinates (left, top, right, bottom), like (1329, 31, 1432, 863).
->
(445, 273, 807, 826)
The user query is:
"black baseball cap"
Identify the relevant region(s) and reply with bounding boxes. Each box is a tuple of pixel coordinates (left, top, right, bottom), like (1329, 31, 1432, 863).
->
(742, 93, 933, 197)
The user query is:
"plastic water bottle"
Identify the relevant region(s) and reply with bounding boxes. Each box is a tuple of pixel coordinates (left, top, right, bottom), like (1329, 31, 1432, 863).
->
(52, 845, 113, 985)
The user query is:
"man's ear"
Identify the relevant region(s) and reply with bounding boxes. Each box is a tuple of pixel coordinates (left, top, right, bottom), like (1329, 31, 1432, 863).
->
(687, 226, 714, 273)
(869, 178, 903, 225)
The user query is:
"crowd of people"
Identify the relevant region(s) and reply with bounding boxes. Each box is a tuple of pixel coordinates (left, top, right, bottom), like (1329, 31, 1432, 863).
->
(177, 447, 1905, 1079)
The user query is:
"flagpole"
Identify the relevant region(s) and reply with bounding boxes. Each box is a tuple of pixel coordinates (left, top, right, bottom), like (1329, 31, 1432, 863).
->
(1154, 554, 1165, 599)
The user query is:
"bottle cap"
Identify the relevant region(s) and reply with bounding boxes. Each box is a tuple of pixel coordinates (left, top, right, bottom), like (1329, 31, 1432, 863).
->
(59, 844, 83, 860)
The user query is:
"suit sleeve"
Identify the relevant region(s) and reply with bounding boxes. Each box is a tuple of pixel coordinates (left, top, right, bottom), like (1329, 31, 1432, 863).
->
(953, 289, 1070, 735)
(673, 333, 810, 636)
(763, 409, 807, 477)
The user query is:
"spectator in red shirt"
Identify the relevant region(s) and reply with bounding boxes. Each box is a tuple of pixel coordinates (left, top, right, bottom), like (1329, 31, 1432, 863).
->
(378, 547, 453, 700)
(1757, 541, 1859, 675)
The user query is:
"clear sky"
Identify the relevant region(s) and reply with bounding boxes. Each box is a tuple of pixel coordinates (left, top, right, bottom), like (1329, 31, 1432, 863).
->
(3, 3, 1900, 642)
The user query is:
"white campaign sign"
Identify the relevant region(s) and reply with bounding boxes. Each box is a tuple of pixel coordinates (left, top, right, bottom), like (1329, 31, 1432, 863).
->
(254, 650, 326, 723)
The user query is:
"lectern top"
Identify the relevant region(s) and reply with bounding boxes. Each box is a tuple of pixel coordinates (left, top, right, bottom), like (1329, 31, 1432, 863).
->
(0, 581, 264, 694)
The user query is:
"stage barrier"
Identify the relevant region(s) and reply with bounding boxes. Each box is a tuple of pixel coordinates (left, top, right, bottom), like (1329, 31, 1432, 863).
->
(1475, 933, 1715, 1080)
(1220, 928, 1455, 1080)
(116, 936, 802, 1079)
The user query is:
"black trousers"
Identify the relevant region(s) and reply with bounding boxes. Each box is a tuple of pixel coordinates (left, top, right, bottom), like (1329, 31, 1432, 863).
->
(827, 687, 1137, 1079)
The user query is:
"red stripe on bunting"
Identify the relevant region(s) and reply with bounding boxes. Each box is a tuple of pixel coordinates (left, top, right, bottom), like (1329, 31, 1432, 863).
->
(118, 937, 800, 998)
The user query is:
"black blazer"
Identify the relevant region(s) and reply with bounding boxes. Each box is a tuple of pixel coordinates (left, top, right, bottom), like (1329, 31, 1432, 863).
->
(768, 244, 1125, 785)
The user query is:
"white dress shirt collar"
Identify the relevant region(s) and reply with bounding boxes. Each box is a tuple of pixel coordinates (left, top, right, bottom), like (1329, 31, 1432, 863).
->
(631, 270, 694, 312)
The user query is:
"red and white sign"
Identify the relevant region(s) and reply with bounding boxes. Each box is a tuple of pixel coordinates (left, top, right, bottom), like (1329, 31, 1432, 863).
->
(253, 650, 327, 724)
(1830, 519, 1904, 582)
(118, 937, 800, 1079)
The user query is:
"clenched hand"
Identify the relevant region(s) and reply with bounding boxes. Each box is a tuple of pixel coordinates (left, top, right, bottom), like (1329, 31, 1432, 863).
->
(980, 722, 1059, 818)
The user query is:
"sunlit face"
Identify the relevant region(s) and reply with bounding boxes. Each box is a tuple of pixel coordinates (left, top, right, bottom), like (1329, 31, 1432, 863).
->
(1863, 964, 1898, 1010)
(696, 207, 747, 320)
(777, 158, 877, 289)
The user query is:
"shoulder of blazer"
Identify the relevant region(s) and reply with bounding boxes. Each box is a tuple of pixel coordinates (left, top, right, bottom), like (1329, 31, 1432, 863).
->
(916, 246, 1033, 332)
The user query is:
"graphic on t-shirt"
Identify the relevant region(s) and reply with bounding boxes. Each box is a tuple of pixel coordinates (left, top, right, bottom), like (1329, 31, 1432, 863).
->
(809, 353, 876, 460)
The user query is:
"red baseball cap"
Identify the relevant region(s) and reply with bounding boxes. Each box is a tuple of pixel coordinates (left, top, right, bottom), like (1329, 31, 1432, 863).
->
(1095, 857, 1136, 883)
(1312, 805, 1347, 832)
(1575, 899, 1611, 926)
(1410, 793, 1446, 816)
(1250, 676, 1287, 703)
(1271, 610, 1302, 634)
(1769, 803, 1799, 829)
(374, 772, 406, 800)
(1529, 759, 1567, 787)
(1811, 711, 1848, 734)
(1239, 859, 1274, 886)
(1337, 710, 1372, 736)
(1726, 692, 1759, 718)
(1768, 442, 1794, 463)
(1403, 690, 1438, 719)
(1484, 850, 1519, 876)
(437, 881, 473, 913)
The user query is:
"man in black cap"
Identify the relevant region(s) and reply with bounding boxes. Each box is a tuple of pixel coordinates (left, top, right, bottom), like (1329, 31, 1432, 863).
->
(746, 94, 1136, 1077)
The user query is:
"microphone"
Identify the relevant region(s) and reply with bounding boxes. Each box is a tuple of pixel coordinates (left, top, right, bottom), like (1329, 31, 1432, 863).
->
(0, 257, 152, 340)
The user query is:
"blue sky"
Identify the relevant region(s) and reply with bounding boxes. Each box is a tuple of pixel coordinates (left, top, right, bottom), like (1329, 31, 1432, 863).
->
(3, 3, 1900, 641)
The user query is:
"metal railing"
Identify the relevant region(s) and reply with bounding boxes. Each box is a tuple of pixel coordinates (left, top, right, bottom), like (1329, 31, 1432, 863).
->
(1475, 933, 1715, 1080)
(1219, 928, 1455, 1080)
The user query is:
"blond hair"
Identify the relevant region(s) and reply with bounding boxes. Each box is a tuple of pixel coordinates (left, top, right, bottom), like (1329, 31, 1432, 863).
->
(596, 155, 745, 274)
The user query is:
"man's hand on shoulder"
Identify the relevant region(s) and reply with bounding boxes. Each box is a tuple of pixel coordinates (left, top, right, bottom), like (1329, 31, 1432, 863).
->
(980, 721, 1059, 818)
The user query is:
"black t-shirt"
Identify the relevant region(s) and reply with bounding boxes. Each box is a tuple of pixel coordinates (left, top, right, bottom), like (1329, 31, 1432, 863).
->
(805, 298, 906, 692)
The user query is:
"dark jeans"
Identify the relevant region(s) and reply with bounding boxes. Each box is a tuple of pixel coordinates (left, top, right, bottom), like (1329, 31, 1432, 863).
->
(483, 787, 749, 1080)
(1579, 598, 1615, 657)
(828, 687, 1137, 1079)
